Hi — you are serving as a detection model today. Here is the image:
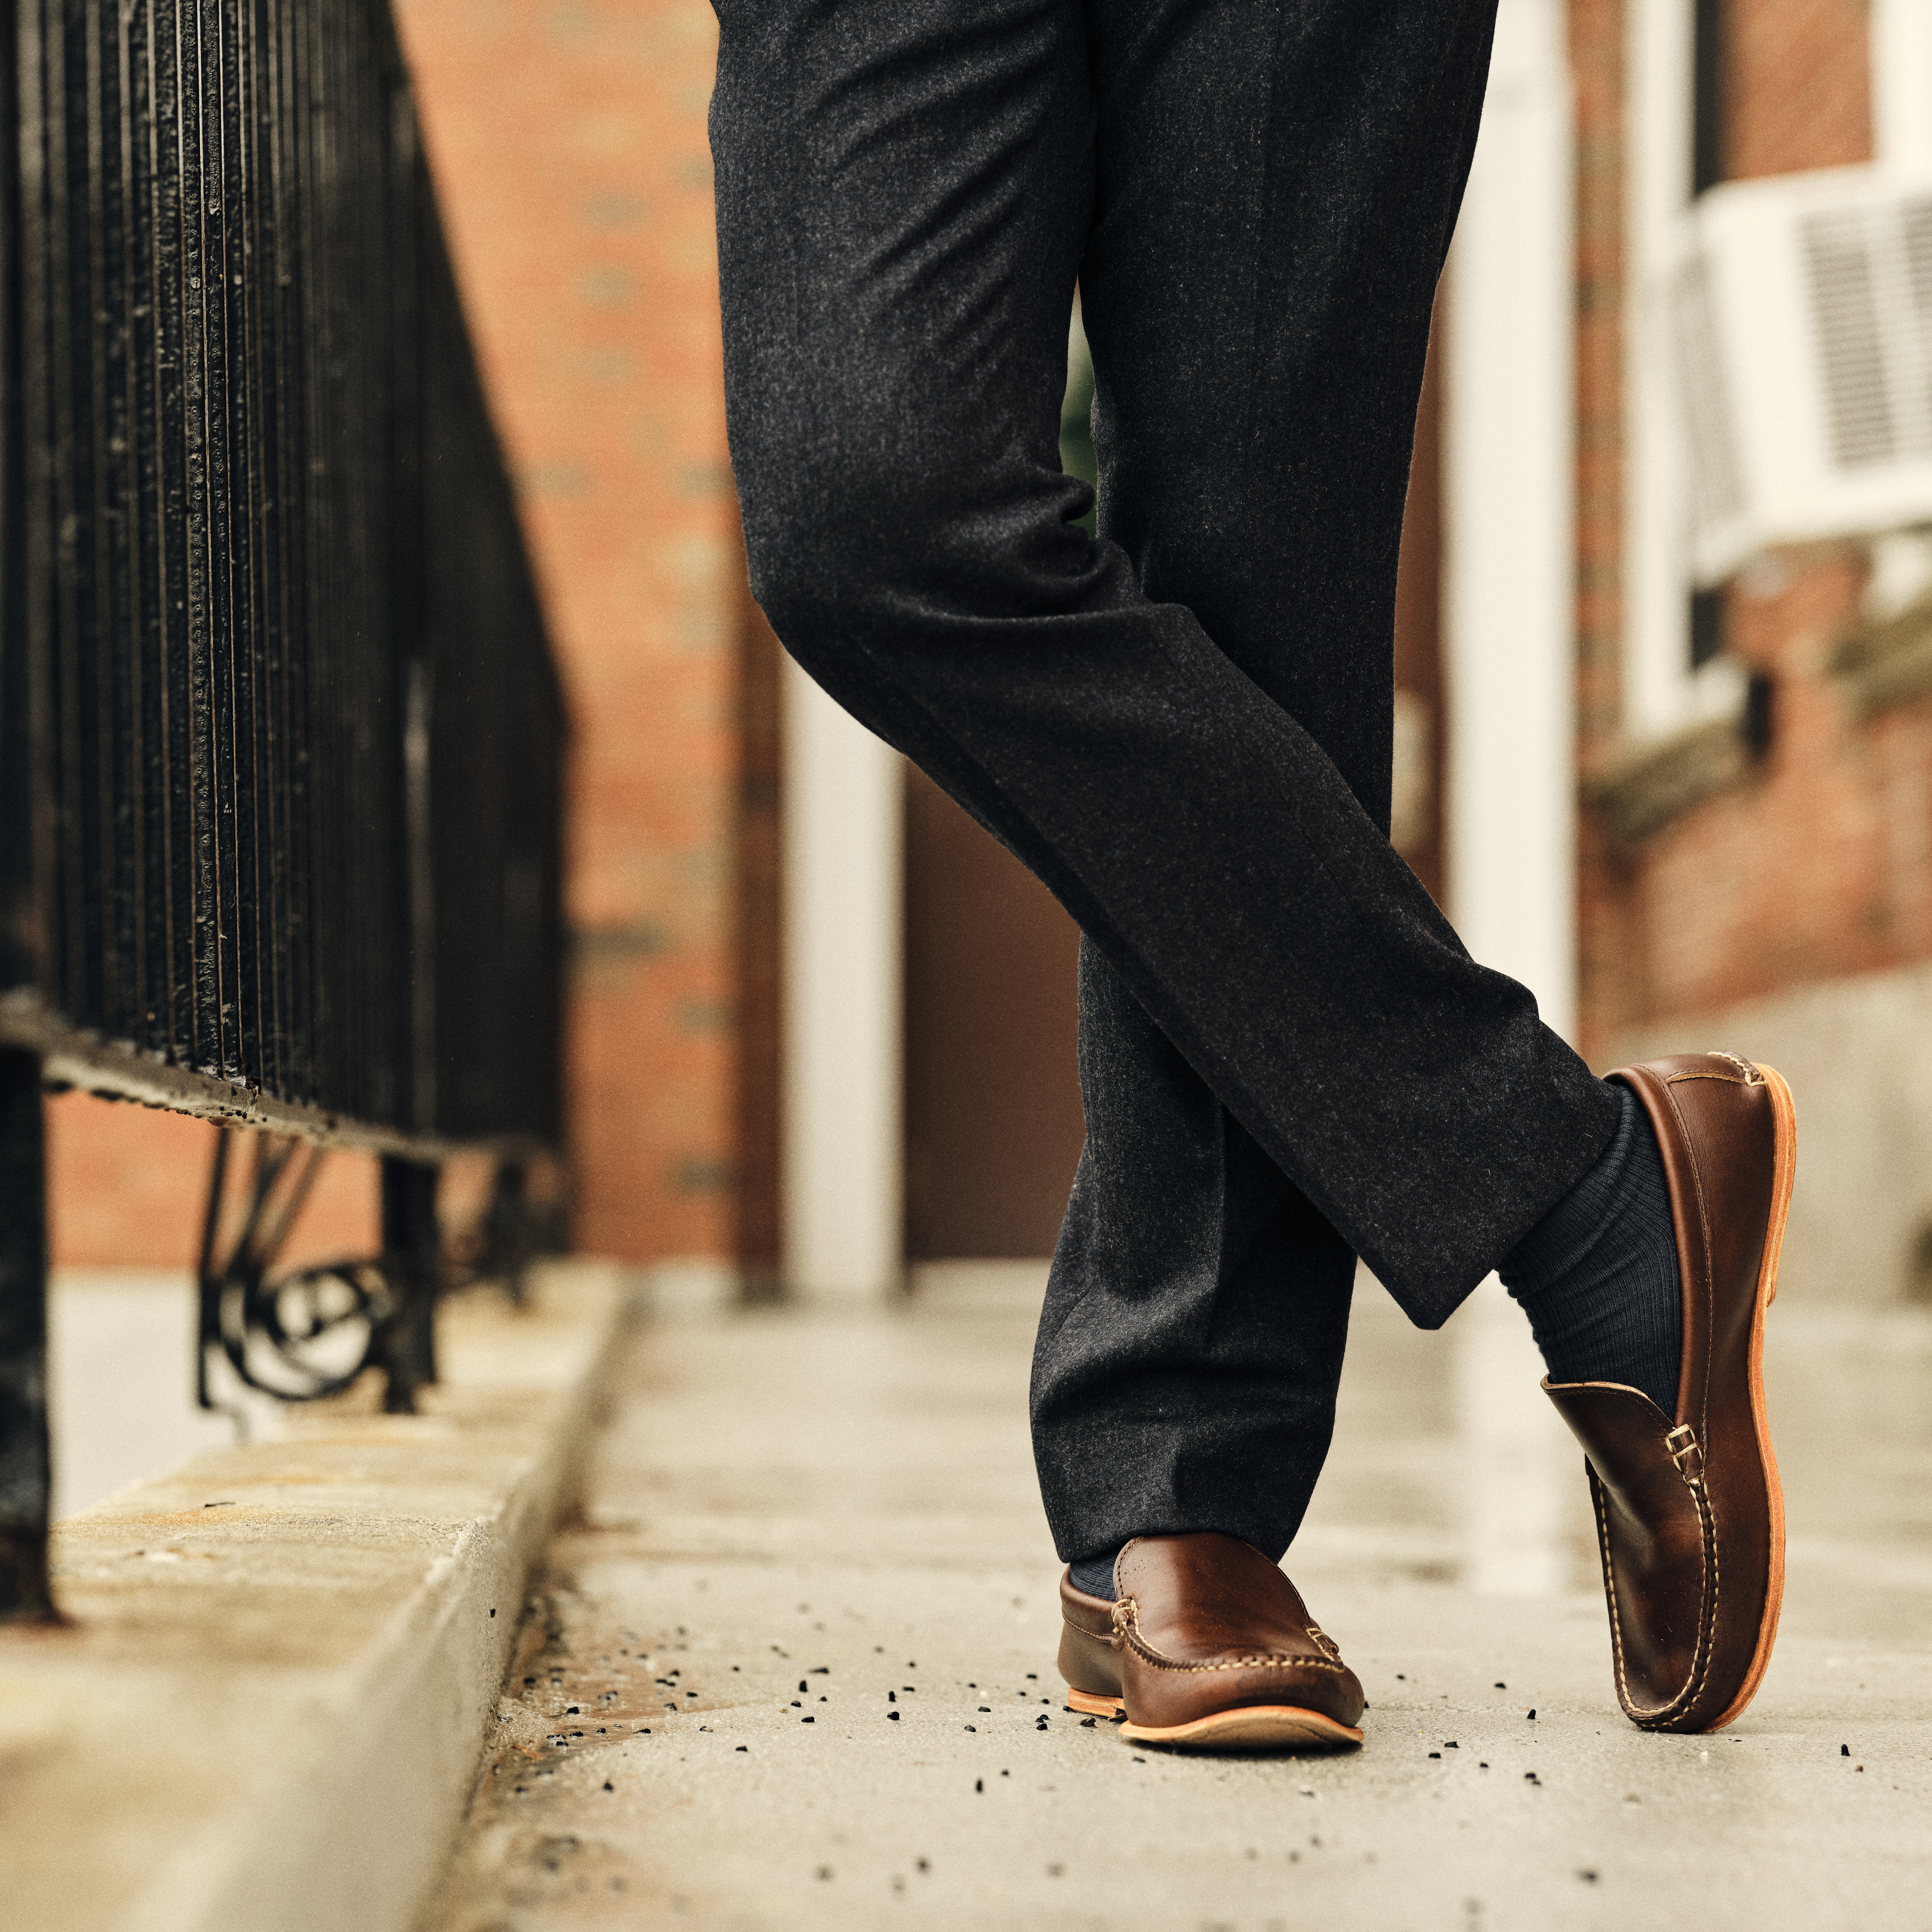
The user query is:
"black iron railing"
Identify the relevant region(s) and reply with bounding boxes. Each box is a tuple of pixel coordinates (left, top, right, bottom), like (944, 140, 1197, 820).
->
(0, 2, 566, 1618)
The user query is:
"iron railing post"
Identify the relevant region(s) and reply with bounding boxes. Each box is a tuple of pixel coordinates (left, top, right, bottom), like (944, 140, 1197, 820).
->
(0, 1047, 53, 1621)
(378, 1157, 440, 1414)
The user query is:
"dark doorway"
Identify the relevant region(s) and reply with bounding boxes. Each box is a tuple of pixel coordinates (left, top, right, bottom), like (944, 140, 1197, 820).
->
(902, 768, 1085, 1260)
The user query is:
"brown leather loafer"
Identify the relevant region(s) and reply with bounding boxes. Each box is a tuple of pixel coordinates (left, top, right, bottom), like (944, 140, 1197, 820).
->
(1546, 1052, 1795, 1733)
(1057, 1532, 1364, 1751)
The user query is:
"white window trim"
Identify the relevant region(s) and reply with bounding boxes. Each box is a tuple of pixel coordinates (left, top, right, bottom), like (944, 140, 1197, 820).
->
(1624, 0, 1742, 744)
(1873, 0, 1932, 176)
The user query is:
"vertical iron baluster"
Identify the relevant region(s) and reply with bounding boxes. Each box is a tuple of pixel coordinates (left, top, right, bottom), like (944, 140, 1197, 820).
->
(0, 1048, 54, 1623)
(376, 1155, 437, 1414)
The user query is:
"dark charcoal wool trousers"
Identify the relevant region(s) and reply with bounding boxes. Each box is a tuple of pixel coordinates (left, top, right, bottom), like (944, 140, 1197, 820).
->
(711, 0, 1621, 1562)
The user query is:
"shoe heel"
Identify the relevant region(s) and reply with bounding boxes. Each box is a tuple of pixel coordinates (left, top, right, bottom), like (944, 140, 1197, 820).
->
(1065, 1687, 1125, 1719)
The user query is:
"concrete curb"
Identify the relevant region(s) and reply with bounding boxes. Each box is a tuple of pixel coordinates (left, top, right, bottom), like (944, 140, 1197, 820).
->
(0, 1259, 637, 1932)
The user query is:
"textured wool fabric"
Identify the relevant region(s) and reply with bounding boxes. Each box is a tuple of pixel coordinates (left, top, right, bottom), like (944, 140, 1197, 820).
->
(713, 0, 1621, 1561)
(1500, 1082, 1684, 1415)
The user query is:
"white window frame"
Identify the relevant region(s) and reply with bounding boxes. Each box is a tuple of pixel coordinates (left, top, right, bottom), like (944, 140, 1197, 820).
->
(1873, 0, 1932, 176)
(1624, 0, 1744, 743)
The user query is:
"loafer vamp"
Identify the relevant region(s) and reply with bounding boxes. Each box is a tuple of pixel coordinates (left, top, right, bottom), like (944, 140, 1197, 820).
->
(1549, 1386, 1711, 1715)
(1110, 1533, 1365, 1735)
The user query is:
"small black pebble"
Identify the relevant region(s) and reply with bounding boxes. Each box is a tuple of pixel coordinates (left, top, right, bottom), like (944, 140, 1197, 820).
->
(1527, 1709, 1536, 1720)
(1396, 1674, 1405, 1680)
(1429, 1752, 1441, 1759)
(489, 1609, 496, 1619)
(1446, 1741, 1458, 1748)
(1842, 1744, 1851, 1757)
(567, 1707, 580, 1714)
(1081, 1717, 1096, 1728)
(802, 1716, 814, 1724)
(734, 1748, 746, 1755)
(965, 1725, 976, 1732)
(604, 1779, 615, 1788)
(888, 1711, 900, 1721)
(799, 1681, 808, 1693)
(888, 1691, 896, 1703)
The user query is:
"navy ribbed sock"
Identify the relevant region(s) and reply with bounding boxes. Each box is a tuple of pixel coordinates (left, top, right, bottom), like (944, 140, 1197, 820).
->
(1068, 1550, 1119, 1598)
(1499, 1081, 1682, 1414)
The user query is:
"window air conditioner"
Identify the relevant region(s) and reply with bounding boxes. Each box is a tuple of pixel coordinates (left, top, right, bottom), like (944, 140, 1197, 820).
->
(1668, 163, 1932, 585)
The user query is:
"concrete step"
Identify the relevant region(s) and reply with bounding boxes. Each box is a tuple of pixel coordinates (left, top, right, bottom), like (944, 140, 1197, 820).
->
(0, 1259, 637, 1932)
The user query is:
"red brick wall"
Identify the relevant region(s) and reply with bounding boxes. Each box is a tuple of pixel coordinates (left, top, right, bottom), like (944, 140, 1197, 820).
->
(1726, 0, 1872, 178)
(49, 0, 742, 1267)
(1574, 0, 1918, 1058)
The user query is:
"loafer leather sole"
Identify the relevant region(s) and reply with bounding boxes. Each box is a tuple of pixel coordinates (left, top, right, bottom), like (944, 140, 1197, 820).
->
(1057, 1532, 1365, 1754)
(1062, 1687, 1362, 1750)
(1546, 1054, 1795, 1734)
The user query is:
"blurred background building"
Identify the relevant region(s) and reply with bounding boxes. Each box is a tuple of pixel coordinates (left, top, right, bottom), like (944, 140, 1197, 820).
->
(43, 0, 1932, 1313)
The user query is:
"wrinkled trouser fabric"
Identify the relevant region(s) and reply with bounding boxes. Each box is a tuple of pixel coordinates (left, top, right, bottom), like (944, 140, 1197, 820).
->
(710, 0, 1621, 1561)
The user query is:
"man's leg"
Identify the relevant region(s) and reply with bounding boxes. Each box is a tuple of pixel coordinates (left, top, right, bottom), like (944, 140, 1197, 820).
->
(1036, 941, 1357, 1570)
(1034, 0, 1520, 1570)
(713, 0, 1618, 1334)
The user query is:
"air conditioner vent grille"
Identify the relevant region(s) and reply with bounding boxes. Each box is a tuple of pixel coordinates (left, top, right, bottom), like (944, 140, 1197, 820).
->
(1802, 199, 1932, 470)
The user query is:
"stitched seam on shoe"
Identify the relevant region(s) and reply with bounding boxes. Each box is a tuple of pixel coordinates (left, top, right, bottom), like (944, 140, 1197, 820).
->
(1114, 1600, 1350, 1677)
(1061, 1614, 1117, 1646)
(1665, 1053, 1760, 1087)
(1655, 1065, 1738, 1728)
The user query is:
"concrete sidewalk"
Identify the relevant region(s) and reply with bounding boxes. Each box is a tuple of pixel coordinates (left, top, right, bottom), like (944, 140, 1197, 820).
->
(431, 1270, 1932, 1931)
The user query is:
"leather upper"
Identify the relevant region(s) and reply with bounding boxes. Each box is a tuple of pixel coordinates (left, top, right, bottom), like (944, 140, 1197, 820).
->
(1058, 1532, 1364, 1733)
(1545, 1053, 1788, 1733)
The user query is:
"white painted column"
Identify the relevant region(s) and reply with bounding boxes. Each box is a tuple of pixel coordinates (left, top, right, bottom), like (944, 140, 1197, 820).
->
(1444, 0, 1578, 1042)
(781, 657, 904, 1301)
(1442, 0, 1584, 1584)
